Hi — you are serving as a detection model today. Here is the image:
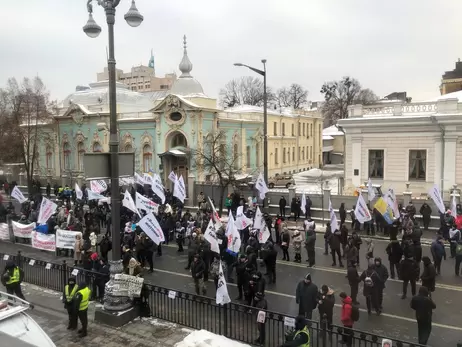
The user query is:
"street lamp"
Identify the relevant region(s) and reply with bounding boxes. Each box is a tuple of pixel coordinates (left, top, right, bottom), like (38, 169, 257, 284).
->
(83, 0, 143, 260)
(234, 60, 268, 208)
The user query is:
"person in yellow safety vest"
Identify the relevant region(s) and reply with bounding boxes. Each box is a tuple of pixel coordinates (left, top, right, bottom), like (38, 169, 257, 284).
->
(73, 281, 91, 338)
(281, 315, 310, 347)
(1, 260, 26, 300)
(62, 277, 78, 330)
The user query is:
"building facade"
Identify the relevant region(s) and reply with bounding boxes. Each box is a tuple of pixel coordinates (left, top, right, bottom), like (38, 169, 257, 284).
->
(440, 59, 462, 95)
(96, 51, 176, 93)
(24, 37, 322, 188)
(322, 125, 344, 165)
(339, 91, 462, 197)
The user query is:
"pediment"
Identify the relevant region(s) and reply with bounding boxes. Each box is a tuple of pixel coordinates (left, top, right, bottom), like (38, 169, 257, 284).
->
(150, 94, 199, 113)
(62, 104, 88, 125)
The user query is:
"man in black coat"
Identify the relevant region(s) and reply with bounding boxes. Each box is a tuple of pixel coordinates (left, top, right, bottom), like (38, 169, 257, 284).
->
(264, 243, 278, 284)
(399, 255, 419, 299)
(295, 273, 318, 320)
(233, 254, 249, 300)
(411, 286, 436, 345)
(279, 196, 287, 217)
(191, 253, 206, 295)
(346, 261, 360, 305)
(420, 256, 436, 297)
(373, 257, 389, 311)
(385, 237, 403, 279)
(317, 285, 335, 330)
(329, 229, 344, 267)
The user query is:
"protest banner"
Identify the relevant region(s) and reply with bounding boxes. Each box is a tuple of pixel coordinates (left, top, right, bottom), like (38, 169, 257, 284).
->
(138, 212, 165, 245)
(56, 229, 82, 249)
(135, 192, 159, 214)
(11, 186, 27, 203)
(113, 273, 144, 297)
(90, 180, 107, 193)
(173, 175, 186, 203)
(37, 197, 57, 225)
(11, 221, 35, 238)
(0, 223, 10, 241)
(31, 231, 56, 252)
(216, 261, 231, 305)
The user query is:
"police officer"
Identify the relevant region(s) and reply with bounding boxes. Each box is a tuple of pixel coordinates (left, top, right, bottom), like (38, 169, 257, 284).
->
(73, 281, 91, 338)
(281, 315, 310, 347)
(1, 260, 25, 300)
(62, 277, 78, 329)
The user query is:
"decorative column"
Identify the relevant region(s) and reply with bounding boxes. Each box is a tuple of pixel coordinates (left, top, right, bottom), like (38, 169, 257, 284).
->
(188, 173, 195, 207)
(351, 136, 362, 187)
(323, 186, 332, 225)
(451, 184, 460, 205)
(403, 182, 412, 206)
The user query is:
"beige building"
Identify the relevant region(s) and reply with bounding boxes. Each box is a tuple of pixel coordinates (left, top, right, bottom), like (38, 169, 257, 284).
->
(339, 90, 462, 197)
(322, 125, 344, 165)
(440, 59, 462, 95)
(96, 52, 176, 93)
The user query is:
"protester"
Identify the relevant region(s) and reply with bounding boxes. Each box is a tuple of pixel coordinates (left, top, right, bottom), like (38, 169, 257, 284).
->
(295, 273, 318, 320)
(410, 286, 436, 345)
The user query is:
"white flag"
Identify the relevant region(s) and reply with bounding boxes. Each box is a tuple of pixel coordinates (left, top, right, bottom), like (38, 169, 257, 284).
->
(87, 189, 104, 201)
(152, 173, 166, 204)
(138, 212, 165, 245)
(204, 219, 220, 254)
(226, 214, 241, 253)
(451, 192, 457, 216)
(384, 188, 400, 219)
(173, 175, 186, 203)
(428, 184, 446, 214)
(208, 196, 222, 229)
(143, 173, 153, 187)
(300, 191, 307, 214)
(90, 180, 107, 193)
(235, 206, 252, 230)
(258, 223, 271, 244)
(37, 197, 57, 225)
(329, 199, 339, 231)
(354, 195, 372, 223)
(123, 190, 141, 217)
(255, 173, 269, 200)
(135, 173, 145, 186)
(75, 183, 83, 200)
(168, 171, 177, 183)
(367, 178, 376, 202)
(216, 261, 231, 305)
(11, 186, 27, 203)
(136, 192, 159, 214)
(253, 206, 263, 230)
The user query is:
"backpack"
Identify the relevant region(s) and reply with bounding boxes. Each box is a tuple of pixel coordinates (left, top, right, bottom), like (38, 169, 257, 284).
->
(456, 243, 462, 256)
(351, 304, 360, 322)
(364, 275, 374, 287)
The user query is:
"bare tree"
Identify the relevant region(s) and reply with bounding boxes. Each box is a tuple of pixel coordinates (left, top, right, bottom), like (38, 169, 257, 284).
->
(320, 77, 378, 126)
(277, 83, 308, 109)
(191, 130, 245, 216)
(219, 76, 274, 108)
(0, 77, 54, 194)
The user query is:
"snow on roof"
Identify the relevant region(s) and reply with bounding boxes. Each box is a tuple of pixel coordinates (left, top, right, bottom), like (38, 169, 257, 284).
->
(427, 90, 462, 102)
(225, 104, 281, 116)
(176, 330, 251, 347)
(323, 125, 344, 136)
(323, 135, 334, 140)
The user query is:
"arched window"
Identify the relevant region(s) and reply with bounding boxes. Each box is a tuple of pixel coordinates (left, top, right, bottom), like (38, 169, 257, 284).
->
(63, 143, 71, 170)
(143, 144, 152, 172)
(125, 144, 133, 152)
(46, 146, 53, 170)
(93, 142, 102, 153)
(77, 142, 85, 171)
(171, 133, 187, 148)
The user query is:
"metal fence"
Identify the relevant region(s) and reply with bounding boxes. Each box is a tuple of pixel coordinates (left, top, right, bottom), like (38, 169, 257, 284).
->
(0, 251, 426, 347)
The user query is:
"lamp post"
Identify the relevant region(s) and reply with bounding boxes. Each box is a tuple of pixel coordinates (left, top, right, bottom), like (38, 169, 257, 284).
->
(234, 60, 268, 208)
(83, 0, 143, 260)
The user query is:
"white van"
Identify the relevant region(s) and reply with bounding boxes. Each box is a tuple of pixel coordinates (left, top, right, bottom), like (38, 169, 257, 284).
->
(0, 291, 56, 347)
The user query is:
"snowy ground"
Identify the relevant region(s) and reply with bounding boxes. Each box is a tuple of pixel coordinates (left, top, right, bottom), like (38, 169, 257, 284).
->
(174, 330, 251, 347)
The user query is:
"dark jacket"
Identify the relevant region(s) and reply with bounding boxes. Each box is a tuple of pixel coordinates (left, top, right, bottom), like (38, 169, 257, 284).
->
(191, 258, 206, 279)
(304, 230, 316, 251)
(360, 268, 381, 296)
(411, 294, 436, 322)
(347, 264, 360, 286)
(430, 239, 446, 259)
(317, 288, 335, 318)
(420, 258, 436, 292)
(373, 259, 389, 289)
(385, 240, 403, 264)
(329, 230, 341, 250)
(295, 281, 318, 313)
(399, 257, 420, 281)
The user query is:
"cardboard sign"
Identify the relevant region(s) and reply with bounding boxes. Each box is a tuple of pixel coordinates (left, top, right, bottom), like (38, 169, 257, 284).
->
(56, 229, 82, 249)
(29, 259, 36, 266)
(71, 269, 79, 276)
(113, 274, 144, 297)
(257, 311, 266, 323)
(45, 263, 52, 270)
(168, 290, 177, 299)
(0, 223, 10, 241)
(31, 231, 56, 252)
(11, 221, 35, 238)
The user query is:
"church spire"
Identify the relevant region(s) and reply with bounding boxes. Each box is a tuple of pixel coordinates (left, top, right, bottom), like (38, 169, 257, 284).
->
(178, 35, 193, 77)
(148, 49, 155, 73)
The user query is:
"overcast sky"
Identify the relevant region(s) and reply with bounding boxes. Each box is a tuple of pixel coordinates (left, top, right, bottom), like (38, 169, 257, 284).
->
(1, 0, 461, 103)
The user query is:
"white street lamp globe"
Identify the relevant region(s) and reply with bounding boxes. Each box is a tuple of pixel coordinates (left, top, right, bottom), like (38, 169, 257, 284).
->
(83, 14, 102, 38)
(124, 0, 143, 27)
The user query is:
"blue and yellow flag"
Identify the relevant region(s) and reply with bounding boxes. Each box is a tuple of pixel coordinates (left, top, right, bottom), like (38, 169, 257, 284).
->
(374, 197, 394, 224)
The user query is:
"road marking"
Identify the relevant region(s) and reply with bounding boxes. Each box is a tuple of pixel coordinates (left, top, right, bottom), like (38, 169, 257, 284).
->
(152, 268, 462, 332)
(161, 244, 462, 292)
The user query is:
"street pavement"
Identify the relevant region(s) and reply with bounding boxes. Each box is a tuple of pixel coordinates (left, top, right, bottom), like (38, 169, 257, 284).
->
(17, 283, 192, 347)
(1, 240, 462, 346)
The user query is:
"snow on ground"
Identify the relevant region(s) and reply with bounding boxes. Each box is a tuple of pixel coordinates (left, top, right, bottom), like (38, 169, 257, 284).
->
(174, 330, 251, 347)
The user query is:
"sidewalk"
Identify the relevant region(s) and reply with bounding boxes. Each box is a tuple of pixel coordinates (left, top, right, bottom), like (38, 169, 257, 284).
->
(20, 282, 192, 347)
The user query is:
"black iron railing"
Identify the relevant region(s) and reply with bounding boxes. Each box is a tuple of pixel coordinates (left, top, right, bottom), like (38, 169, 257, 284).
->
(0, 250, 426, 347)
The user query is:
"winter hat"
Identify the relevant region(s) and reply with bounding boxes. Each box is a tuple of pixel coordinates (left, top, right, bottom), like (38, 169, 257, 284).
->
(90, 253, 98, 261)
(305, 273, 312, 281)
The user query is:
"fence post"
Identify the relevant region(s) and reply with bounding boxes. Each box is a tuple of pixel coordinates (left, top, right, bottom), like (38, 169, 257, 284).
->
(61, 260, 68, 290)
(223, 303, 228, 338)
(321, 314, 328, 347)
(17, 250, 22, 267)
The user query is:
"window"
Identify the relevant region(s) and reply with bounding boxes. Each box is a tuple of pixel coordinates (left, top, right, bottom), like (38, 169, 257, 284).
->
(143, 144, 152, 172)
(310, 146, 313, 159)
(77, 142, 85, 171)
(368, 150, 384, 179)
(409, 150, 426, 181)
(298, 146, 300, 160)
(282, 123, 286, 136)
(275, 147, 279, 165)
(46, 146, 53, 170)
(63, 143, 71, 170)
(171, 133, 187, 147)
(291, 124, 295, 136)
(93, 142, 102, 152)
(303, 123, 306, 136)
(310, 124, 313, 137)
(125, 144, 133, 152)
(169, 112, 183, 122)
(306, 146, 309, 160)
(302, 147, 305, 160)
(246, 146, 251, 168)
(160, 84, 169, 90)
(298, 122, 301, 136)
(292, 147, 295, 162)
(273, 122, 277, 136)
(283, 148, 286, 163)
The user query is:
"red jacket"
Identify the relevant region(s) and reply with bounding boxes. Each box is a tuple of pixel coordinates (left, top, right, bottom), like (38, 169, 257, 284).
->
(341, 296, 353, 327)
(455, 215, 462, 230)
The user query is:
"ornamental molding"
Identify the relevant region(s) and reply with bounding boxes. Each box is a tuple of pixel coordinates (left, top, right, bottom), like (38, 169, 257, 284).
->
(166, 109, 187, 127)
(92, 131, 102, 147)
(140, 130, 153, 148)
(73, 130, 88, 144)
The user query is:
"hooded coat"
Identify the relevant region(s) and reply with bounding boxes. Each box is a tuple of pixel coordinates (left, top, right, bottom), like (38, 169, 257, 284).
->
(317, 288, 335, 319)
(341, 296, 354, 327)
(295, 279, 318, 313)
(420, 257, 436, 292)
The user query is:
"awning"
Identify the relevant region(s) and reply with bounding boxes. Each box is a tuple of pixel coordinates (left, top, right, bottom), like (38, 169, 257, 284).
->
(158, 148, 189, 158)
(322, 146, 333, 152)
